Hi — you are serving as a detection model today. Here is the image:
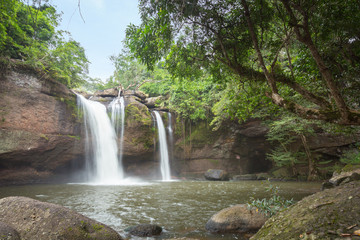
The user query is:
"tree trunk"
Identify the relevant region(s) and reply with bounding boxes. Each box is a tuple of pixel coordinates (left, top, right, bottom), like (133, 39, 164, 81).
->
(280, 0, 350, 123)
(300, 134, 317, 181)
(241, 0, 279, 95)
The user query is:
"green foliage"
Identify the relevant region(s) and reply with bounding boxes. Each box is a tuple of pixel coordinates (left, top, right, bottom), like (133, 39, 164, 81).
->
(248, 182, 294, 217)
(340, 144, 360, 165)
(0, 0, 89, 88)
(126, 0, 360, 125)
(211, 78, 278, 129)
(110, 51, 152, 89)
(266, 116, 316, 169)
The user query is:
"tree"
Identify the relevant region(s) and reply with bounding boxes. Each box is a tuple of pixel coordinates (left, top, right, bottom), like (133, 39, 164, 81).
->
(125, 0, 360, 125)
(0, 0, 89, 88)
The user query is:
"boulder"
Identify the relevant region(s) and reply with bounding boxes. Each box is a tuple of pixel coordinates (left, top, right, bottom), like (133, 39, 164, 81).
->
(205, 204, 268, 233)
(0, 221, 20, 240)
(204, 169, 229, 181)
(256, 172, 272, 180)
(126, 224, 162, 237)
(144, 96, 161, 108)
(321, 168, 360, 190)
(232, 174, 258, 181)
(0, 196, 122, 240)
(329, 168, 360, 186)
(251, 181, 360, 239)
(94, 88, 119, 97)
(123, 90, 147, 100)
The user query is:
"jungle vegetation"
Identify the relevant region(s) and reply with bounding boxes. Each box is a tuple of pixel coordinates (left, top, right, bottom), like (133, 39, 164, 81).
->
(1, 0, 359, 176)
(0, 0, 89, 88)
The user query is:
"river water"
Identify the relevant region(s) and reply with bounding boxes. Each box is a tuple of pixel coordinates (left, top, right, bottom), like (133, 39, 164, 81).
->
(0, 180, 320, 239)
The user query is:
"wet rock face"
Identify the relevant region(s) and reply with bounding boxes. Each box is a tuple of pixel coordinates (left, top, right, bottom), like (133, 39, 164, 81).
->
(121, 96, 157, 177)
(251, 181, 360, 240)
(0, 196, 122, 240)
(205, 204, 268, 233)
(174, 120, 273, 177)
(0, 68, 82, 185)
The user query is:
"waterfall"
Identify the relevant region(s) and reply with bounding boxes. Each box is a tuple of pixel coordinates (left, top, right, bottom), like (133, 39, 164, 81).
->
(167, 112, 174, 164)
(77, 94, 124, 184)
(109, 96, 125, 174)
(154, 111, 171, 181)
(167, 112, 173, 133)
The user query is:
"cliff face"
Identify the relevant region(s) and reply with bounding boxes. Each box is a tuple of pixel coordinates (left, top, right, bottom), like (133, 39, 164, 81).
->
(1, 69, 357, 184)
(0, 66, 82, 185)
(171, 120, 272, 177)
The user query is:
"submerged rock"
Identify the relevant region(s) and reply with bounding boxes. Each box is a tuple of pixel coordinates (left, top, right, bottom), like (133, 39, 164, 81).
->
(126, 224, 162, 237)
(0, 196, 122, 240)
(251, 181, 360, 239)
(0, 221, 21, 240)
(205, 204, 268, 233)
(204, 169, 229, 181)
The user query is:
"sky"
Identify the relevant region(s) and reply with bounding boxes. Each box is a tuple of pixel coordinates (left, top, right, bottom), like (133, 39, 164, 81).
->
(49, 0, 141, 82)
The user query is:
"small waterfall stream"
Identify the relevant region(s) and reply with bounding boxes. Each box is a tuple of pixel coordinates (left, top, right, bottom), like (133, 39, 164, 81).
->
(77, 94, 124, 184)
(167, 112, 174, 165)
(154, 111, 171, 180)
(109, 96, 125, 175)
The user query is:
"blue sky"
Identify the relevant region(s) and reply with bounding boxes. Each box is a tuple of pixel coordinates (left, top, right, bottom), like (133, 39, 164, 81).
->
(50, 0, 141, 81)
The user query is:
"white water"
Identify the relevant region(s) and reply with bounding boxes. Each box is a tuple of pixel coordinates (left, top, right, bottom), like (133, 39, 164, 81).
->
(77, 94, 124, 184)
(154, 111, 171, 180)
(109, 96, 125, 173)
(167, 112, 174, 163)
(167, 112, 173, 133)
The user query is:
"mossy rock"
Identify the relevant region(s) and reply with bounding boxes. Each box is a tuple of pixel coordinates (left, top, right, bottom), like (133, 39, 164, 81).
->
(271, 167, 293, 179)
(206, 204, 268, 233)
(0, 196, 122, 240)
(251, 181, 360, 239)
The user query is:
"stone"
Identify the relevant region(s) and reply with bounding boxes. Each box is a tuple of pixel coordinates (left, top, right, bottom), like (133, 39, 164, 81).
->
(126, 224, 162, 237)
(94, 88, 119, 97)
(271, 167, 293, 179)
(251, 181, 360, 239)
(205, 204, 268, 233)
(329, 168, 360, 186)
(0, 221, 21, 240)
(232, 174, 258, 181)
(0, 196, 122, 240)
(204, 169, 229, 181)
(144, 96, 161, 108)
(321, 181, 334, 190)
(123, 90, 148, 100)
(256, 173, 272, 180)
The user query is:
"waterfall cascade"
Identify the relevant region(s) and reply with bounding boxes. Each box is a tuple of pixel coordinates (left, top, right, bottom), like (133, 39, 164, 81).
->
(167, 112, 174, 165)
(154, 111, 171, 180)
(77, 94, 124, 184)
(109, 96, 125, 173)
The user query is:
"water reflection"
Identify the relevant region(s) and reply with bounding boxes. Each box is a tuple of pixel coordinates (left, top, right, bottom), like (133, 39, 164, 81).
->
(0, 181, 320, 239)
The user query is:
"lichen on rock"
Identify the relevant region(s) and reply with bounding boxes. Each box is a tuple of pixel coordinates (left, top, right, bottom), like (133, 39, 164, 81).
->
(251, 181, 360, 239)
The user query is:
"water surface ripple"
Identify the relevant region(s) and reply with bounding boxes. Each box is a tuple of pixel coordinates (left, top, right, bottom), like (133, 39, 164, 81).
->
(0, 180, 320, 239)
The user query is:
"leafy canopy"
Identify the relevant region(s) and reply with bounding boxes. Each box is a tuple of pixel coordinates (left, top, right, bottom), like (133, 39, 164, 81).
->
(0, 0, 89, 88)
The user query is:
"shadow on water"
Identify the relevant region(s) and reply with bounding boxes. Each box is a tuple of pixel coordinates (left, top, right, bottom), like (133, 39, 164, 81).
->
(0, 180, 321, 239)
